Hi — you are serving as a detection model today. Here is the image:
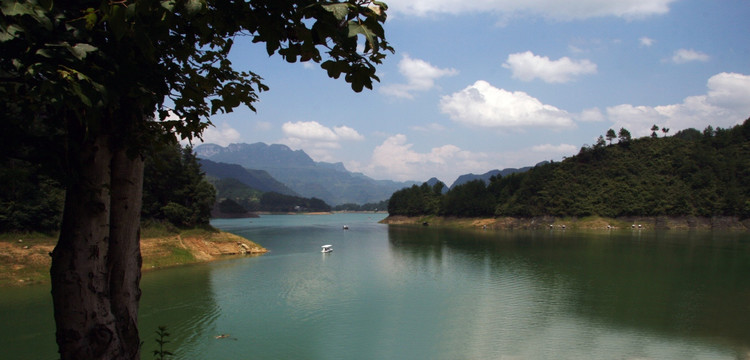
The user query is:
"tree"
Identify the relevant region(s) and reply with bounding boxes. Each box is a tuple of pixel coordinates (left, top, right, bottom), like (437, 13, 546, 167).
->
(595, 135, 606, 148)
(1, 1, 392, 359)
(142, 142, 215, 227)
(605, 128, 616, 145)
(662, 127, 670, 137)
(651, 124, 660, 137)
(618, 127, 632, 143)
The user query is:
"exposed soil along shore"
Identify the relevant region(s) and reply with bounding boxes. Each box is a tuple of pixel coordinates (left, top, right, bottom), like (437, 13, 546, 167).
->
(0, 231, 266, 287)
(380, 215, 750, 230)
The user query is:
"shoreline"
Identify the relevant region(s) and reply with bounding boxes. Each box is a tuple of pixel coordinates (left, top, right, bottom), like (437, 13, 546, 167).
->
(213, 210, 388, 218)
(380, 215, 750, 230)
(0, 230, 267, 287)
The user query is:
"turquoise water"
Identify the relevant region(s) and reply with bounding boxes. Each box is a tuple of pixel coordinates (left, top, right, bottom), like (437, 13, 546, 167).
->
(2, 213, 750, 359)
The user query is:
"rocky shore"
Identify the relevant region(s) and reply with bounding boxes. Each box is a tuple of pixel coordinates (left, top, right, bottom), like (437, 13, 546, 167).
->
(380, 215, 750, 230)
(0, 231, 266, 286)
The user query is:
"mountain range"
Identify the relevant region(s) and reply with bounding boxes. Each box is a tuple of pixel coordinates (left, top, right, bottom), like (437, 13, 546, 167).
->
(195, 143, 538, 206)
(195, 143, 418, 206)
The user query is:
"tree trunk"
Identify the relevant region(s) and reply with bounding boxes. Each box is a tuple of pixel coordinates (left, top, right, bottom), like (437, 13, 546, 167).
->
(51, 135, 144, 360)
(108, 148, 144, 360)
(51, 135, 120, 359)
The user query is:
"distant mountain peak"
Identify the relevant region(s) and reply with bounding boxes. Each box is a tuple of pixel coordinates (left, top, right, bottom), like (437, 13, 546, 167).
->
(196, 142, 316, 169)
(194, 143, 417, 205)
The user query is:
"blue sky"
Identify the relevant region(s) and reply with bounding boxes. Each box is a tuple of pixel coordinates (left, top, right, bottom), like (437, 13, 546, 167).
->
(194, 0, 750, 185)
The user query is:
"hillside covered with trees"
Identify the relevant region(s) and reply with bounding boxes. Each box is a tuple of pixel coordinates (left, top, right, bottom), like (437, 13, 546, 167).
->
(0, 140, 217, 233)
(388, 119, 750, 220)
(1, 140, 337, 232)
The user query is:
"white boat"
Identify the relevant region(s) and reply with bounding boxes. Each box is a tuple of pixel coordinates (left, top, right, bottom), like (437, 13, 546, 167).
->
(321, 245, 333, 253)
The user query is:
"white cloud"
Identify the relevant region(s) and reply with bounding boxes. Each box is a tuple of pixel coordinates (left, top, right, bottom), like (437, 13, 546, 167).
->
(639, 36, 655, 46)
(669, 48, 710, 64)
(354, 135, 581, 183)
(578, 107, 605, 122)
(607, 72, 750, 137)
(280, 121, 364, 162)
(362, 134, 493, 182)
(439, 80, 575, 129)
(333, 125, 365, 141)
(282, 121, 338, 141)
(531, 143, 579, 154)
(503, 51, 597, 83)
(385, 0, 676, 20)
(380, 55, 458, 99)
(201, 122, 242, 146)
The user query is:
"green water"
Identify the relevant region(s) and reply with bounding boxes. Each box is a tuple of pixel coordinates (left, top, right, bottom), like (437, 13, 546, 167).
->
(2, 214, 749, 359)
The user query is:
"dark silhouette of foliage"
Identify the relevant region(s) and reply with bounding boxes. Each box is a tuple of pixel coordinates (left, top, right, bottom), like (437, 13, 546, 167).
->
(606, 129, 617, 145)
(142, 142, 216, 227)
(0, 159, 64, 233)
(387, 181, 445, 216)
(260, 192, 331, 213)
(217, 198, 250, 215)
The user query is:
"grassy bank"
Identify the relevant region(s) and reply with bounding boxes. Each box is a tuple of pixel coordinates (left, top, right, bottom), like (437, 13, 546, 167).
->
(380, 215, 750, 230)
(0, 227, 266, 287)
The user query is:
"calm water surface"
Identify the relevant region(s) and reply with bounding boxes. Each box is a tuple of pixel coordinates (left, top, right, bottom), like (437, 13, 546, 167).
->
(2, 213, 750, 359)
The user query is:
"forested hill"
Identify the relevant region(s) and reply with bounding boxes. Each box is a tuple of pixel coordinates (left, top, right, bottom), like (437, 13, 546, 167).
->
(388, 119, 750, 219)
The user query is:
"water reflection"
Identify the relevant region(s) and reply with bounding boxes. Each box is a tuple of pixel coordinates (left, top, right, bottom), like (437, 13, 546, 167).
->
(387, 226, 750, 358)
(5, 215, 748, 360)
(139, 264, 220, 358)
(0, 284, 56, 359)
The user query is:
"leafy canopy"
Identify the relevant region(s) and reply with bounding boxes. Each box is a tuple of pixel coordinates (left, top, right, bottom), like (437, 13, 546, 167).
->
(1, 0, 393, 147)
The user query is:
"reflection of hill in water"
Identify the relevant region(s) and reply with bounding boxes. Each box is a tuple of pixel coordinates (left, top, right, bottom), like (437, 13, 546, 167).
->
(386, 226, 750, 351)
(139, 265, 220, 358)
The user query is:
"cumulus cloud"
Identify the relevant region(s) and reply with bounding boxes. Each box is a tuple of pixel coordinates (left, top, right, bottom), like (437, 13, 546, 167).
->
(282, 121, 339, 141)
(353, 135, 581, 183)
(280, 121, 364, 161)
(639, 36, 655, 46)
(363, 134, 493, 182)
(333, 125, 366, 141)
(531, 143, 579, 154)
(607, 72, 750, 137)
(380, 55, 458, 99)
(578, 107, 605, 122)
(503, 51, 597, 83)
(669, 49, 710, 64)
(439, 80, 574, 129)
(384, 0, 676, 20)
(199, 122, 242, 146)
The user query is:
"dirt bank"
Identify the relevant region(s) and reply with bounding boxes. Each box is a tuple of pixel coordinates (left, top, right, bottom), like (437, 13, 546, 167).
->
(380, 215, 750, 230)
(0, 231, 267, 287)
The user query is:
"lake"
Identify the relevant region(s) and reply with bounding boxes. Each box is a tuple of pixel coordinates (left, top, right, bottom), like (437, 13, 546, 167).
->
(2, 213, 750, 359)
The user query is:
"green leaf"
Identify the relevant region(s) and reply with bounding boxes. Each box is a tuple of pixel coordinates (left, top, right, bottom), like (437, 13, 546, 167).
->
(160, 0, 176, 11)
(69, 43, 98, 60)
(35, 48, 53, 58)
(321, 3, 350, 21)
(185, 0, 204, 14)
(83, 8, 97, 29)
(321, 60, 348, 80)
(1, 1, 33, 16)
(347, 22, 375, 49)
(0, 24, 23, 42)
